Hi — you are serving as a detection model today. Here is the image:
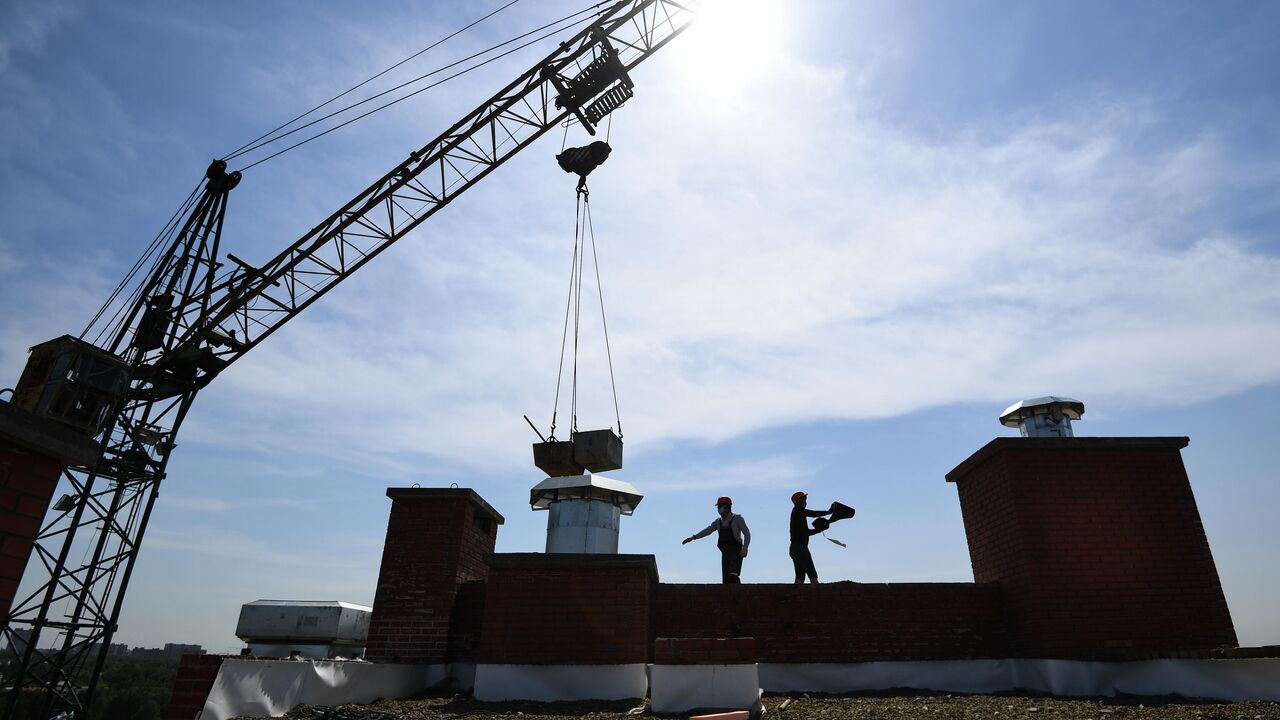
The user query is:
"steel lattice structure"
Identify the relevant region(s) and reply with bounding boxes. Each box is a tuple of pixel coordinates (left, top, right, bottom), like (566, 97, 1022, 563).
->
(1, 1, 697, 716)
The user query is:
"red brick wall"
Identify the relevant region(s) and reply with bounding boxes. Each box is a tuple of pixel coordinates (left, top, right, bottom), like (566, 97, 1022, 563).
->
(164, 654, 226, 720)
(948, 437, 1237, 659)
(654, 637, 757, 664)
(447, 580, 487, 662)
(653, 582, 1006, 662)
(365, 489, 501, 664)
(0, 445, 62, 625)
(479, 554, 656, 665)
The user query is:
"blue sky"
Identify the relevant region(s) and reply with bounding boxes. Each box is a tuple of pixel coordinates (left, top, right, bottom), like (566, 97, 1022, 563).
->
(1, 0, 1278, 653)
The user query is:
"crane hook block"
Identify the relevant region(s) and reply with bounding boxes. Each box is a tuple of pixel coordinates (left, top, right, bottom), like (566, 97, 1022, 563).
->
(556, 141, 612, 181)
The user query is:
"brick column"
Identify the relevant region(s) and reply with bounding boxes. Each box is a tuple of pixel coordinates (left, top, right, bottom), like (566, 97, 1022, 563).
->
(0, 401, 101, 626)
(364, 488, 503, 664)
(164, 654, 227, 720)
(947, 437, 1237, 659)
(478, 554, 656, 665)
(0, 447, 60, 626)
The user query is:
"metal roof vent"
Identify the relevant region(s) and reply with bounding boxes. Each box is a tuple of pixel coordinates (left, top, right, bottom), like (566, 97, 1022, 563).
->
(1000, 396, 1085, 438)
(530, 473, 643, 554)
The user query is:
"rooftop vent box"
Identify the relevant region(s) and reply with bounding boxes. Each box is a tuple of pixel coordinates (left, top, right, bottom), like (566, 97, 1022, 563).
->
(235, 600, 371, 643)
(1000, 396, 1085, 438)
(235, 600, 371, 659)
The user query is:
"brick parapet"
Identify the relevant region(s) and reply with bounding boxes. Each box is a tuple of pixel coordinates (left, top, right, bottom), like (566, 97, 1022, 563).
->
(479, 553, 657, 665)
(652, 581, 1006, 663)
(654, 637, 757, 664)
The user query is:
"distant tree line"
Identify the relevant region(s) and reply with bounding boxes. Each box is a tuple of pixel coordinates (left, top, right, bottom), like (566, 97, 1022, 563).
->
(0, 655, 177, 720)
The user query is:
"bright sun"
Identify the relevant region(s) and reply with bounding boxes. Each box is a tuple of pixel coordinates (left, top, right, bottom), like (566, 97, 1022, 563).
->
(674, 0, 789, 100)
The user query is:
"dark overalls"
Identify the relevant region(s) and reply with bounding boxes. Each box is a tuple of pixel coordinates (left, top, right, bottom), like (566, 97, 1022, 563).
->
(717, 515, 743, 584)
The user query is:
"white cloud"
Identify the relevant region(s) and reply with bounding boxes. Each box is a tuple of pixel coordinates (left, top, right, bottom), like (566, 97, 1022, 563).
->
(643, 454, 817, 491)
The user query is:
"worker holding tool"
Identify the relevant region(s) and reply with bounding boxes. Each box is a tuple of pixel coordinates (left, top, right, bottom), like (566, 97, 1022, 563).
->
(789, 491, 832, 585)
(682, 496, 751, 584)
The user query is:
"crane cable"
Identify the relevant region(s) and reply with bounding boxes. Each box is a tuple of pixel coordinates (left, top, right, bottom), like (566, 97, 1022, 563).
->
(548, 180, 623, 442)
(221, 0, 524, 162)
(227, 2, 611, 171)
(584, 183, 623, 439)
(81, 180, 204, 344)
(83, 1, 608, 345)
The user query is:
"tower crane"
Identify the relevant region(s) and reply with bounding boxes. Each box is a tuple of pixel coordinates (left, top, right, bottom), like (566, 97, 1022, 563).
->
(0, 1, 697, 716)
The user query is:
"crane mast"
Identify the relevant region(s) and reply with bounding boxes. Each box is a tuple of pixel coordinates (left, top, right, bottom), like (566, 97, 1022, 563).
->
(0, 1, 697, 716)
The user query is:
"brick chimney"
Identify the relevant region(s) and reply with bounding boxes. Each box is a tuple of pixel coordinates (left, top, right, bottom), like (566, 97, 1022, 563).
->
(364, 488, 503, 664)
(947, 436, 1237, 659)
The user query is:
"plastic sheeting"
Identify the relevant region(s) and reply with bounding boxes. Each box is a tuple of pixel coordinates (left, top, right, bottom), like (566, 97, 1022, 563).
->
(650, 664, 763, 715)
(758, 658, 1280, 701)
(200, 659, 447, 720)
(194, 657, 1280, 719)
(473, 664, 647, 702)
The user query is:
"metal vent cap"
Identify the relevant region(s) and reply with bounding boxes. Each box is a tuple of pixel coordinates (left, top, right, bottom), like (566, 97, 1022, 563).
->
(1000, 396, 1085, 438)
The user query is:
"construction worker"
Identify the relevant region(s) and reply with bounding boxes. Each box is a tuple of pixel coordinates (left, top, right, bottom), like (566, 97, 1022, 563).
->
(789, 491, 832, 584)
(682, 496, 751, 584)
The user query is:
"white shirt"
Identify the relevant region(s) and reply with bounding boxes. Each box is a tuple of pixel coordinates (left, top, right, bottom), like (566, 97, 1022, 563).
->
(689, 513, 750, 548)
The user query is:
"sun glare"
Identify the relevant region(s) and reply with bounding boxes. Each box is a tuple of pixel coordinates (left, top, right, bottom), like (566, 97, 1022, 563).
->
(675, 0, 789, 100)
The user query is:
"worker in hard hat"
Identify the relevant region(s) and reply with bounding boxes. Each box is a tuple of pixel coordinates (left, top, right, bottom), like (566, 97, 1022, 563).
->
(790, 491, 832, 585)
(682, 496, 751, 584)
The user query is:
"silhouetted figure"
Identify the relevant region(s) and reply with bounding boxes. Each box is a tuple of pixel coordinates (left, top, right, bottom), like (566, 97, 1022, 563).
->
(789, 491, 832, 584)
(683, 496, 751, 583)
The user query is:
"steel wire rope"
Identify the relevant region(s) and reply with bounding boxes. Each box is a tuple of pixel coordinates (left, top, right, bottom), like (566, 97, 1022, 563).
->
(227, 4, 608, 169)
(94, 180, 225, 350)
(93, 211, 197, 350)
(582, 190, 623, 437)
(81, 180, 204, 343)
(221, 0, 524, 162)
(549, 190, 584, 442)
(570, 189, 588, 435)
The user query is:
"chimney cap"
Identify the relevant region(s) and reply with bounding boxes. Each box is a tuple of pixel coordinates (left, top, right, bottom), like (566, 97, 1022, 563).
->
(529, 473, 643, 514)
(1000, 396, 1085, 428)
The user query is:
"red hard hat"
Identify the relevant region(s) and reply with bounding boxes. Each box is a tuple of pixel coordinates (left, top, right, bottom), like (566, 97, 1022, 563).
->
(715, 496, 732, 507)
(791, 491, 808, 503)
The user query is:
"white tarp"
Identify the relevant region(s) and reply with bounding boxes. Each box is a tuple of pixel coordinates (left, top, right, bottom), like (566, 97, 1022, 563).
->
(759, 658, 1280, 701)
(473, 664, 648, 702)
(650, 664, 763, 715)
(199, 659, 447, 720)
(192, 656, 1280, 719)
